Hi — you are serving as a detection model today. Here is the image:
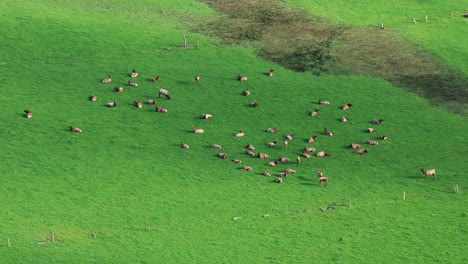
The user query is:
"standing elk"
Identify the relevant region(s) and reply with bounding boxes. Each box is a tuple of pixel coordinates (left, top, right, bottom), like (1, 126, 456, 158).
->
(296, 156, 301, 165)
(267, 69, 274, 77)
(24, 110, 32, 118)
(159, 88, 171, 100)
(421, 168, 437, 178)
(101, 75, 112, 83)
(316, 169, 323, 178)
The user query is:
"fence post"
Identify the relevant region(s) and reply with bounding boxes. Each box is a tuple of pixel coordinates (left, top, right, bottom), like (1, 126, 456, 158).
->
(403, 191, 406, 200)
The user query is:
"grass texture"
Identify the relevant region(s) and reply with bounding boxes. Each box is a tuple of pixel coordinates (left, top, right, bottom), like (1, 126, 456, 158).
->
(0, 1, 466, 263)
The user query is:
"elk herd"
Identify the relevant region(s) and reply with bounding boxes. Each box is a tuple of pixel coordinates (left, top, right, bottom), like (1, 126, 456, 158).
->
(23, 68, 438, 184)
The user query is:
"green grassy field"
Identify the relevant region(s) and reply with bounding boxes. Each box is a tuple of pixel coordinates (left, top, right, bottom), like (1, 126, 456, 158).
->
(0, 1, 467, 263)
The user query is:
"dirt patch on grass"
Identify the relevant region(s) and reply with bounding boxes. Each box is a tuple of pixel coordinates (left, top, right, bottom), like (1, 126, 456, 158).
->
(195, 0, 467, 114)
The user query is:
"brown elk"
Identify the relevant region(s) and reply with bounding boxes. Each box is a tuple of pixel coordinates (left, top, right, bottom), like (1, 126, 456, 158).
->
(318, 99, 330, 105)
(243, 90, 251, 96)
(210, 144, 222, 149)
(341, 116, 349, 122)
(246, 143, 255, 150)
(356, 149, 368, 154)
(308, 135, 317, 143)
(24, 110, 32, 118)
(235, 130, 245, 137)
(342, 103, 353, 110)
(192, 127, 204, 134)
(237, 74, 248, 82)
(381, 135, 389, 141)
(267, 69, 274, 77)
(258, 153, 269, 159)
(158, 88, 171, 100)
(241, 165, 253, 171)
(134, 100, 143, 108)
(267, 140, 278, 147)
(319, 176, 329, 185)
(127, 80, 138, 87)
(69, 126, 82, 133)
(311, 109, 320, 116)
(194, 74, 200, 84)
(106, 101, 117, 107)
(146, 99, 156, 104)
(148, 76, 160, 82)
(324, 128, 333, 136)
(261, 170, 271, 177)
(421, 168, 437, 178)
(130, 69, 138, 78)
(267, 127, 277, 133)
(231, 159, 242, 163)
(115, 86, 123, 92)
(217, 153, 228, 159)
(316, 151, 330, 157)
(202, 114, 213, 119)
(274, 177, 283, 183)
(101, 75, 112, 83)
(350, 143, 361, 149)
(156, 106, 168, 113)
(366, 140, 379, 146)
(268, 160, 278, 167)
(372, 119, 384, 125)
(180, 142, 189, 149)
(89, 96, 97, 102)
(245, 150, 255, 156)
(367, 128, 375, 133)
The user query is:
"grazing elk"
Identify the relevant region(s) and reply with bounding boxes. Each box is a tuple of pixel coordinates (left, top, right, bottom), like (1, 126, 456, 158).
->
(274, 177, 283, 183)
(350, 143, 361, 149)
(101, 75, 112, 83)
(316, 151, 330, 157)
(245, 150, 255, 156)
(210, 144, 222, 149)
(156, 106, 168, 113)
(24, 110, 32, 118)
(267, 69, 274, 77)
(311, 109, 320, 116)
(106, 101, 117, 107)
(130, 69, 138, 78)
(308, 135, 317, 143)
(235, 130, 245, 137)
(193, 127, 204, 134)
(267, 127, 277, 133)
(146, 99, 156, 104)
(243, 90, 251, 96)
(366, 140, 379, 146)
(148, 76, 160, 82)
(217, 153, 228, 159)
(372, 119, 384, 125)
(356, 149, 368, 154)
(421, 168, 437, 179)
(180, 142, 189, 149)
(127, 80, 138, 87)
(237, 74, 248, 82)
(241, 165, 253, 171)
(267, 140, 278, 147)
(158, 88, 171, 100)
(318, 99, 330, 105)
(258, 153, 269, 159)
(115, 86, 124, 92)
(134, 100, 143, 108)
(324, 128, 333, 136)
(268, 160, 278, 167)
(342, 103, 353, 110)
(69, 126, 82, 133)
(89, 96, 97, 102)
(202, 114, 213, 119)
(261, 170, 271, 177)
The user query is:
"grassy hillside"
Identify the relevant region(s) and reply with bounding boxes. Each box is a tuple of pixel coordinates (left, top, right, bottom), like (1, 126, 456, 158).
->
(0, 1, 467, 263)
(284, 0, 468, 75)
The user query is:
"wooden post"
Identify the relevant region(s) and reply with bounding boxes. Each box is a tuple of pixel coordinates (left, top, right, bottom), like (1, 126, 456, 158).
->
(7, 238, 11, 247)
(349, 197, 352, 207)
(380, 21, 384, 30)
(454, 185, 459, 194)
(183, 35, 188, 48)
(425, 15, 428, 22)
(403, 191, 406, 200)
(413, 17, 417, 23)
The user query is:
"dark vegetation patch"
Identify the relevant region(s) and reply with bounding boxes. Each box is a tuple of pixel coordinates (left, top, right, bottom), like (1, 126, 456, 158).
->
(196, 0, 467, 114)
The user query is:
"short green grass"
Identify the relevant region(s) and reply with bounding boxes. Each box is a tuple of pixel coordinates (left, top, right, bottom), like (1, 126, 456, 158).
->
(0, 1, 467, 263)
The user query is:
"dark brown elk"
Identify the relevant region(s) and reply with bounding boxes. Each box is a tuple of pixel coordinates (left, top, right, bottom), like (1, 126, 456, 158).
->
(24, 110, 32, 118)
(148, 76, 160, 82)
(372, 119, 384, 125)
(421, 168, 437, 178)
